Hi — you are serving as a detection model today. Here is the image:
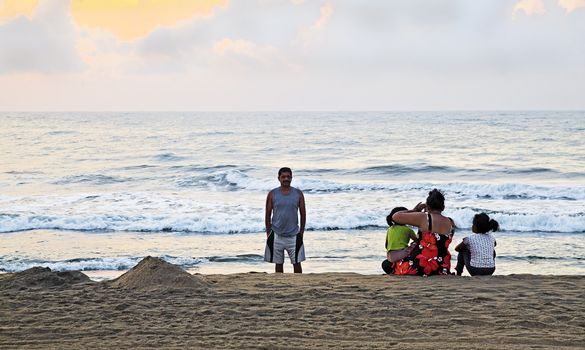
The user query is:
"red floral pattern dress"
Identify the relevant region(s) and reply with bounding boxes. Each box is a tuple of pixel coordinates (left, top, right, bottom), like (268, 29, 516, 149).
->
(393, 214, 454, 276)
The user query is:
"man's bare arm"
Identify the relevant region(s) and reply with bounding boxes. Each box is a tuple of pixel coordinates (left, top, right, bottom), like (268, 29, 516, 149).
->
(265, 191, 273, 236)
(299, 191, 306, 234)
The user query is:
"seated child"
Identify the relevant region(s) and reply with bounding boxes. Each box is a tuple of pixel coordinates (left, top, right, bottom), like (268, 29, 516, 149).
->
(381, 206, 418, 275)
(455, 213, 499, 276)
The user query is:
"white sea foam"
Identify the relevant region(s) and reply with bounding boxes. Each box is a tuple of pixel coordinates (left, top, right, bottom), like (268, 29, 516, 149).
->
(0, 256, 204, 273)
(448, 208, 585, 233)
(1, 183, 584, 233)
(184, 170, 585, 200)
(0, 205, 583, 233)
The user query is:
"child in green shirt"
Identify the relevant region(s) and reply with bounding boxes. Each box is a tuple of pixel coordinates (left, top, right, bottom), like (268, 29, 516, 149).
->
(382, 206, 418, 274)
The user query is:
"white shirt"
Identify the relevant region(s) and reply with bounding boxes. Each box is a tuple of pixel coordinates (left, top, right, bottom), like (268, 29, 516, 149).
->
(463, 233, 496, 268)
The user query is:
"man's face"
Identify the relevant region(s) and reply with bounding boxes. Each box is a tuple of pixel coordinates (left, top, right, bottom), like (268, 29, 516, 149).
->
(278, 172, 292, 187)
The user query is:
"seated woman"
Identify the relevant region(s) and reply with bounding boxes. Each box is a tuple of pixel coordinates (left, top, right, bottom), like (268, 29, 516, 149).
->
(391, 189, 455, 276)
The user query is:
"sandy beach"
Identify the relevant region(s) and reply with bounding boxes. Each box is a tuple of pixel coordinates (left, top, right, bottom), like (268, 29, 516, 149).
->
(1, 257, 584, 349)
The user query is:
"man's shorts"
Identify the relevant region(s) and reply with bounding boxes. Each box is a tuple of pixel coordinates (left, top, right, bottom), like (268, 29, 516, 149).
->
(264, 231, 306, 264)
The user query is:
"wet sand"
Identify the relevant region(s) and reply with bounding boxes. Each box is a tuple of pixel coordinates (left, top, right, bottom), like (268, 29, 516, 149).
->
(1, 257, 584, 349)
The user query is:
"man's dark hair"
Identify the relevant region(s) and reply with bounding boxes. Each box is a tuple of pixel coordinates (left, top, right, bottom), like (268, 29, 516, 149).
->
(278, 167, 293, 176)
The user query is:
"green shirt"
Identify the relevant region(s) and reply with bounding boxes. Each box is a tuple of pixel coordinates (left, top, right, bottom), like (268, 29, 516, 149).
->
(386, 225, 417, 252)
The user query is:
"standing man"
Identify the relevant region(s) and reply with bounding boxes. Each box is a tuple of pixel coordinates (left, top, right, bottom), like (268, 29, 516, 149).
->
(264, 167, 306, 273)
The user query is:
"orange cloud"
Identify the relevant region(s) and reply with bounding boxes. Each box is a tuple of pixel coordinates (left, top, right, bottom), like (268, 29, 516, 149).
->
(513, 0, 546, 16)
(294, 2, 333, 47)
(0, 0, 39, 21)
(558, 0, 585, 13)
(70, 0, 226, 41)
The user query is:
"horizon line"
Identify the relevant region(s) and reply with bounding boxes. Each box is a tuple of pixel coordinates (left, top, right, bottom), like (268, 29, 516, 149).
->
(1, 109, 584, 113)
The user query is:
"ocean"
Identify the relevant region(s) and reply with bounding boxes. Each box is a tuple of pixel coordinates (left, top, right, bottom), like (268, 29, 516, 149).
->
(1, 111, 584, 279)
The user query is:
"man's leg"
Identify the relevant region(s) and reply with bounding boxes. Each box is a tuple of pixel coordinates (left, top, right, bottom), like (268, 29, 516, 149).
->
(293, 263, 302, 273)
(268, 233, 285, 273)
(292, 233, 305, 274)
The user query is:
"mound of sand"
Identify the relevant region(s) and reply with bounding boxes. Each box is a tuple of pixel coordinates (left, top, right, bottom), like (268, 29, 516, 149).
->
(111, 256, 208, 290)
(0, 267, 91, 290)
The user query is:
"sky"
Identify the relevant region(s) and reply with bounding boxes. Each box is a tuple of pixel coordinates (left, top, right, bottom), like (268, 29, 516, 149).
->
(0, 0, 584, 111)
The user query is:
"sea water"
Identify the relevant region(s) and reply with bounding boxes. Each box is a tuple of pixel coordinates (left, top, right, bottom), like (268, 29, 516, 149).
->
(1, 111, 584, 279)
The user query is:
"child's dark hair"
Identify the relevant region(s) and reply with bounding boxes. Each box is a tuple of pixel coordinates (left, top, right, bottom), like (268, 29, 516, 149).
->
(387, 207, 408, 226)
(473, 213, 499, 233)
(426, 189, 445, 211)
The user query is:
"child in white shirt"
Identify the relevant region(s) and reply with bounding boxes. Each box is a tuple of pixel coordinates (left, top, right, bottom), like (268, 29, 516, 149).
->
(455, 213, 499, 276)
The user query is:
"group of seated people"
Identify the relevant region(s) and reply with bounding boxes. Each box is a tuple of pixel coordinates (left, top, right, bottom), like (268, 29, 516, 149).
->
(382, 189, 499, 276)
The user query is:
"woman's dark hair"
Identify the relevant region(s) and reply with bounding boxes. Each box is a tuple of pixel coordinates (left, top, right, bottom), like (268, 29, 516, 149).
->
(387, 206, 408, 226)
(473, 213, 499, 233)
(426, 189, 445, 211)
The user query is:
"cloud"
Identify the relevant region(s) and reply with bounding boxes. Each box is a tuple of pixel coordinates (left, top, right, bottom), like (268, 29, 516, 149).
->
(0, 0, 39, 21)
(0, 0, 584, 110)
(293, 2, 333, 47)
(558, 0, 585, 12)
(133, 1, 309, 73)
(313, 2, 333, 30)
(70, 0, 226, 41)
(214, 38, 260, 57)
(0, 0, 83, 74)
(212, 37, 298, 71)
(513, 0, 546, 16)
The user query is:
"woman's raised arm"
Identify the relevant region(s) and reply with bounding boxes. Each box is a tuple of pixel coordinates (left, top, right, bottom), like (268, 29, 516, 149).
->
(392, 202, 427, 229)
